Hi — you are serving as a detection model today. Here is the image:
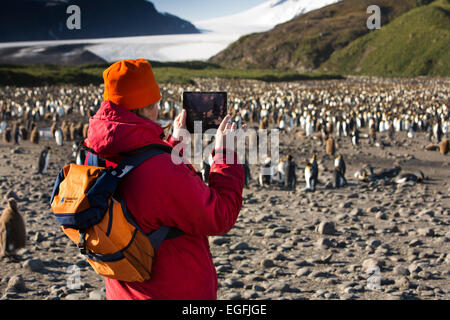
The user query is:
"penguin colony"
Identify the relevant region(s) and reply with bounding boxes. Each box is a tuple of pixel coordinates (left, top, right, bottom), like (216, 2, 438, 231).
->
(0, 78, 448, 196)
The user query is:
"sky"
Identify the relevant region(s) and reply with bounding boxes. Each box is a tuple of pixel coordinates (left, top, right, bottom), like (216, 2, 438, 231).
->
(149, 0, 268, 22)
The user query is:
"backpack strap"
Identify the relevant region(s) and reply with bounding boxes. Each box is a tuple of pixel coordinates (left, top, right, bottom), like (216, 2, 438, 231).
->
(110, 144, 173, 180)
(147, 226, 184, 251)
(87, 152, 99, 166)
(79, 142, 107, 167)
(120, 198, 184, 249)
(115, 146, 185, 242)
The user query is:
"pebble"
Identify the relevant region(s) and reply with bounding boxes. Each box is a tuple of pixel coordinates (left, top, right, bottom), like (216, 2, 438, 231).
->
(335, 213, 348, 221)
(418, 228, 434, 237)
(268, 253, 287, 261)
(309, 271, 331, 279)
(339, 201, 353, 209)
(393, 266, 410, 276)
(89, 290, 106, 300)
(211, 237, 229, 246)
(408, 263, 422, 274)
(64, 293, 87, 300)
(362, 258, 384, 272)
(296, 267, 311, 277)
(418, 271, 432, 280)
(230, 242, 249, 251)
(6, 275, 26, 293)
(375, 212, 387, 220)
(316, 221, 336, 235)
(316, 237, 333, 248)
(261, 259, 275, 268)
(408, 239, 423, 247)
(349, 208, 363, 217)
(367, 239, 381, 248)
(23, 259, 45, 272)
(419, 210, 434, 217)
(33, 231, 45, 243)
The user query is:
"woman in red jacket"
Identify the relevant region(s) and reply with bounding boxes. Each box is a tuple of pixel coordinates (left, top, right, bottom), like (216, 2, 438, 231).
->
(84, 59, 245, 300)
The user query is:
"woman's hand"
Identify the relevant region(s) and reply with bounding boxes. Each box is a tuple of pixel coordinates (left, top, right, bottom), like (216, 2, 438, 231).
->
(215, 115, 247, 152)
(173, 109, 187, 140)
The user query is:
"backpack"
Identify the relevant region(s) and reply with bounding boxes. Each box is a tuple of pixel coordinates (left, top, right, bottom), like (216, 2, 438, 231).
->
(50, 144, 182, 282)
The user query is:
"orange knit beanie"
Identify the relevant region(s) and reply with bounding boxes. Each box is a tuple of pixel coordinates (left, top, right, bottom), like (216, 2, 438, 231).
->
(103, 59, 161, 110)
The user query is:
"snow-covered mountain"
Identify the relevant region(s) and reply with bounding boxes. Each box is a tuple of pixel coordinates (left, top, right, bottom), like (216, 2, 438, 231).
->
(195, 0, 340, 35)
(0, 0, 340, 63)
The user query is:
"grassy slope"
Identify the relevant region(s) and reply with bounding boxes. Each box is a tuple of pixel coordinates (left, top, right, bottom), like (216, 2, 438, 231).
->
(0, 61, 343, 87)
(209, 0, 421, 71)
(320, 0, 450, 76)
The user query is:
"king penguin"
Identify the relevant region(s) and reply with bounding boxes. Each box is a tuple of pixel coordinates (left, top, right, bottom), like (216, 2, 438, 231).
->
(19, 125, 28, 141)
(259, 157, 272, 186)
(334, 154, 346, 176)
(243, 156, 251, 188)
(351, 128, 359, 147)
(304, 162, 317, 192)
(284, 154, 297, 191)
(54, 128, 63, 146)
(12, 123, 20, 145)
(305, 155, 318, 192)
(75, 144, 87, 165)
(200, 155, 212, 183)
(3, 127, 11, 143)
(334, 154, 347, 188)
(37, 146, 51, 174)
(395, 171, 424, 184)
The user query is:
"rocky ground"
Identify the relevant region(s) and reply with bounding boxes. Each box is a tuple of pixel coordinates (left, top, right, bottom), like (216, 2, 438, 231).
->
(213, 128, 450, 300)
(0, 111, 449, 301)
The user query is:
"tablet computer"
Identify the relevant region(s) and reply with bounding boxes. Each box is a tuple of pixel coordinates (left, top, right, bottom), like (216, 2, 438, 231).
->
(182, 91, 228, 133)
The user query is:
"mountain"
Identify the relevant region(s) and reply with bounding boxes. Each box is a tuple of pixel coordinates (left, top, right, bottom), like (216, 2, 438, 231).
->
(0, 0, 199, 43)
(209, 0, 423, 72)
(195, 0, 339, 35)
(320, 0, 450, 76)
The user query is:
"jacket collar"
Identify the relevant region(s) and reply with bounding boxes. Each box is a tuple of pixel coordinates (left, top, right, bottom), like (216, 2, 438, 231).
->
(85, 100, 167, 160)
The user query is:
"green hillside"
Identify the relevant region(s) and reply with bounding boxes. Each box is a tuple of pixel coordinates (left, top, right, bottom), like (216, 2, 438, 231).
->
(0, 62, 343, 87)
(321, 0, 450, 76)
(209, 0, 422, 72)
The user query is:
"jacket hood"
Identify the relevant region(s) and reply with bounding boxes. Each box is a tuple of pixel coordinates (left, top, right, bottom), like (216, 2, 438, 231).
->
(85, 100, 167, 160)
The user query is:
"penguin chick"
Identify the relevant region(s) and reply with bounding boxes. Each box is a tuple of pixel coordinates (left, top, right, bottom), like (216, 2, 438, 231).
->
(0, 198, 26, 257)
(30, 126, 39, 144)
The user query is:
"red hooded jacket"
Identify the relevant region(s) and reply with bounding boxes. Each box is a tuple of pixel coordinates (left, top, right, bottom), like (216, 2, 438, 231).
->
(85, 101, 244, 300)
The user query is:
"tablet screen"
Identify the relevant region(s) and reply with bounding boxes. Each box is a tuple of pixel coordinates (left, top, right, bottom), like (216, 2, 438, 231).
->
(183, 91, 228, 133)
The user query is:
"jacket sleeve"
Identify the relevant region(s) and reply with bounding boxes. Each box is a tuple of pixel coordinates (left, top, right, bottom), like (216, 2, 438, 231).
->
(164, 134, 180, 148)
(126, 148, 245, 237)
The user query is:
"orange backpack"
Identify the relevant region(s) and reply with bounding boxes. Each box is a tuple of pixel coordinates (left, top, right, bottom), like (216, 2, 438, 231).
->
(50, 145, 182, 282)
